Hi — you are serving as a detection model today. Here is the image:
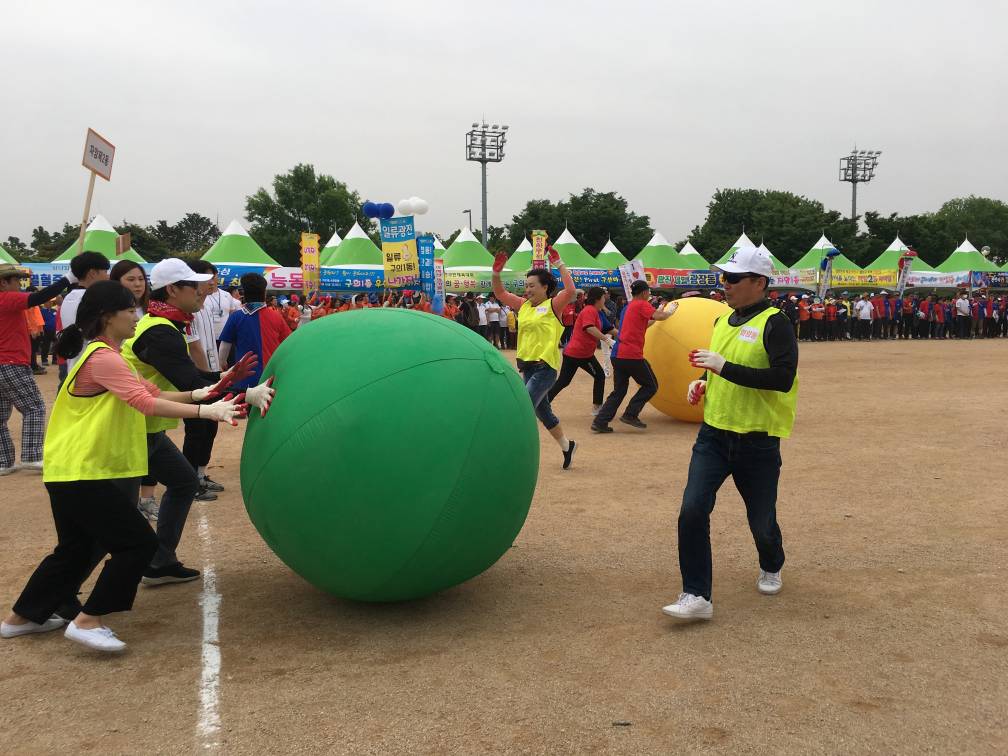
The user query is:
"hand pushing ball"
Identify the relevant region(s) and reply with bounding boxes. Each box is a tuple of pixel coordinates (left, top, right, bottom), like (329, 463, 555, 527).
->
(643, 297, 731, 422)
(240, 309, 540, 602)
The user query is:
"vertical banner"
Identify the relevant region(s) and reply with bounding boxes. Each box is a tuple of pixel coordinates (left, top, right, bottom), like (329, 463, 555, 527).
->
(380, 216, 419, 287)
(896, 252, 915, 297)
(299, 232, 321, 295)
(418, 234, 436, 303)
(816, 249, 839, 301)
(432, 258, 446, 315)
(531, 230, 548, 269)
(617, 260, 645, 300)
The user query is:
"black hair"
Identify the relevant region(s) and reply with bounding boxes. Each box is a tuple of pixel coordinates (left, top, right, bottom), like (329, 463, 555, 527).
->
(353, 293, 367, 303)
(70, 251, 110, 280)
(240, 273, 267, 303)
(109, 259, 150, 310)
(189, 260, 217, 275)
(585, 286, 605, 305)
(55, 280, 135, 359)
(526, 269, 557, 296)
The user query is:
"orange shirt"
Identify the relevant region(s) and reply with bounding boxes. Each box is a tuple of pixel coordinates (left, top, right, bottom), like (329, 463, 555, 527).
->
(443, 304, 458, 320)
(798, 301, 810, 321)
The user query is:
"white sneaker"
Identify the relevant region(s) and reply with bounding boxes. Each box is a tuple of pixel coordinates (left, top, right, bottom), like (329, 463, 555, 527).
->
(0, 466, 15, 476)
(592, 405, 602, 416)
(1, 614, 67, 638)
(19, 461, 43, 473)
(137, 497, 159, 522)
(757, 570, 782, 595)
(64, 621, 126, 653)
(662, 592, 713, 620)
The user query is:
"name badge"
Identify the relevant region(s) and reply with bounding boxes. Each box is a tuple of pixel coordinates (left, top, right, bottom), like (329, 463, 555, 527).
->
(738, 326, 760, 343)
(535, 306, 548, 315)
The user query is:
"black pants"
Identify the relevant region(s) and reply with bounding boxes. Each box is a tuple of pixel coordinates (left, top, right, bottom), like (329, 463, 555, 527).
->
(678, 423, 784, 601)
(146, 431, 200, 569)
(182, 417, 219, 472)
(13, 480, 158, 624)
(548, 354, 606, 406)
(39, 327, 55, 364)
(595, 358, 658, 424)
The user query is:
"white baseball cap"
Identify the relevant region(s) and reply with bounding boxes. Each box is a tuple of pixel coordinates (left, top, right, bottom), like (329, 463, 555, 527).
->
(150, 258, 213, 290)
(712, 246, 773, 278)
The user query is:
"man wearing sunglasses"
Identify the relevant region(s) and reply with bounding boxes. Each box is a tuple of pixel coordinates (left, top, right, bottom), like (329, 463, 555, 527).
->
(663, 246, 799, 622)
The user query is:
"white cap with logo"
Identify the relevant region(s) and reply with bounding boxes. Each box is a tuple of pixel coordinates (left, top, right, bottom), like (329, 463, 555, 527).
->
(149, 258, 213, 290)
(712, 246, 773, 278)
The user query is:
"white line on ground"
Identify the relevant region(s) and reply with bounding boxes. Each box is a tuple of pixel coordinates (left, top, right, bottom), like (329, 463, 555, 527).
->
(196, 513, 222, 751)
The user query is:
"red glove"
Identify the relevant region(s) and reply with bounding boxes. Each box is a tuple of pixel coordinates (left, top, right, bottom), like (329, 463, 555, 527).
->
(212, 351, 259, 396)
(492, 253, 508, 273)
(547, 245, 561, 266)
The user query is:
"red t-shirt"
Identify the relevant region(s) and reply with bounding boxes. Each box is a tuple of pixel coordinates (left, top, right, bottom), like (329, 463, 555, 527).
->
(826, 304, 837, 321)
(564, 304, 602, 359)
(798, 301, 810, 321)
(561, 303, 577, 327)
(614, 299, 655, 360)
(0, 291, 31, 365)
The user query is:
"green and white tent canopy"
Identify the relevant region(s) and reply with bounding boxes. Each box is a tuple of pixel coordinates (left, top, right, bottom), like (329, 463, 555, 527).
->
(201, 220, 280, 266)
(864, 236, 933, 272)
(0, 244, 17, 264)
(553, 228, 601, 269)
(506, 237, 533, 271)
(715, 232, 779, 266)
(634, 231, 683, 268)
(755, 243, 788, 272)
(328, 221, 382, 268)
(790, 234, 860, 271)
(443, 227, 494, 269)
(433, 235, 446, 258)
(53, 214, 146, 264)
(319, 229, 343, 267)
(935, 237, 1001, 273)
(677, 241, 707, 269)
(594, 238, 629, 270)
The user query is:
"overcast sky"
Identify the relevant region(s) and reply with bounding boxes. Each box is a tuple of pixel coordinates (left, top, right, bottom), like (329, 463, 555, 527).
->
(2, 0, 1005, 251)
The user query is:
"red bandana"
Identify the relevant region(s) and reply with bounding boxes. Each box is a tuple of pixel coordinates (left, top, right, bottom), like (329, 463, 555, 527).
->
(147, 299, 195, 324)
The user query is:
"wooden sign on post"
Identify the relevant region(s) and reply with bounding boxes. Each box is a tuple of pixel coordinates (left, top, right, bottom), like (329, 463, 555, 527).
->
(77, 128, 116, 255)
(115, 233, 131, 257)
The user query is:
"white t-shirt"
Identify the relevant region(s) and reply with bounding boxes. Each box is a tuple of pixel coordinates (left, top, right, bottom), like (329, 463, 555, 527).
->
(189, 290, 241, 372)
(477, 302, 488, 326)
(202, 289, 242, 340)
(298, 304, 313, 326)
(854, 300, 873, 320)
(497, 304, 509, 325)
(58, 288, 86, 370)
(955, 297, 970, 316)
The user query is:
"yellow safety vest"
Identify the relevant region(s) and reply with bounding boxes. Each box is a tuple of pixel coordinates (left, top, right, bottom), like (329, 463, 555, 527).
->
(517, 298, 564, 370)
(704, 307, 799, 438)
(121, 314, 187, 434)
(43, 340, 148, 482)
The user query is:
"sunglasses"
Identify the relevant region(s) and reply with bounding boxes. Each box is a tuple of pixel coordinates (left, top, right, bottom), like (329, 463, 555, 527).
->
(720, 272, 757, 284)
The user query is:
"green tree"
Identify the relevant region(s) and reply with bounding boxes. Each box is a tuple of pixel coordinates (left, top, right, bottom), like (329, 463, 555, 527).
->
(4, 236, 29, 257)
(149, 213, 221, 258)
(932, 196, 1008, 264)
(245, 164, 373, 266)
(508, 189, 652, 256)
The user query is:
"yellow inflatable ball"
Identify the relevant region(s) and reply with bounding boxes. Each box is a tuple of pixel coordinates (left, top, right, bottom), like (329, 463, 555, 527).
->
(643, 297, 731, 422)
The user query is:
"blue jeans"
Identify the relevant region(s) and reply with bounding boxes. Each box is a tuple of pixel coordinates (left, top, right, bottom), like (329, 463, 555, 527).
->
(678, 423, 785, 601)
(520, 363, 559, 430)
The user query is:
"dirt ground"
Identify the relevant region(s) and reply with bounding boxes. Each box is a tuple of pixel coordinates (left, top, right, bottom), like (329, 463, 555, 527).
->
(1, 339, 1006, 755)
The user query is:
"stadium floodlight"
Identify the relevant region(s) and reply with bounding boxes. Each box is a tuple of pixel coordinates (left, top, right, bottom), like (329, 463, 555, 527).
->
(839, 146, 882, 222)
(465, 121, 509, 246)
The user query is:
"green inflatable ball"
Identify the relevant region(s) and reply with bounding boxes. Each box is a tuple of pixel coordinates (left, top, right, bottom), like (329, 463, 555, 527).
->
(240, 308, 540, 602)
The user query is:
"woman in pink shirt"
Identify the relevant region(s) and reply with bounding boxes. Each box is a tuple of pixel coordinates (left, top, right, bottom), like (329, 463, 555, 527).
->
(1, 281, 251, 654)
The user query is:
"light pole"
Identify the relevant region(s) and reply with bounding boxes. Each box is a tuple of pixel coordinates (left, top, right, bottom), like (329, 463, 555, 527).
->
(462, 209, 472, 232)
(839, 148, 881, 222)
(465, 121, 508, 244)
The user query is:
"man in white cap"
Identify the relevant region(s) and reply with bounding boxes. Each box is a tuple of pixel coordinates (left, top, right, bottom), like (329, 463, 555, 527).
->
(662, 246, 799, 621)
(121, 259, 267, 586)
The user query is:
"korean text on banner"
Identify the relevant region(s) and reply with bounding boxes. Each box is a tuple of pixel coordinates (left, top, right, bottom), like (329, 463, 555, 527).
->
(299, 232, 321, 294)
(617, 260, 645, 299)
(82, 128, 115, 181)
(531, 230, 548, 269)
(896, 254, 914, 297)
(380, 216, 419, 287)
(418, 234, 436, 298)
(830, 269, 898, 288)
(432, 257, 446, 314)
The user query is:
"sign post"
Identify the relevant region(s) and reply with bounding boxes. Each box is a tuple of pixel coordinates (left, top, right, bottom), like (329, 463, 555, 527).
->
(531, 230, 548, 269)
(77, 128, 116, 254)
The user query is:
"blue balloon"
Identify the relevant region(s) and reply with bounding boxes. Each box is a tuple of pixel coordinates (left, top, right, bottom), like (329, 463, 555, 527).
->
(379, 202, 395, 219)
(362, 201, 378, 218)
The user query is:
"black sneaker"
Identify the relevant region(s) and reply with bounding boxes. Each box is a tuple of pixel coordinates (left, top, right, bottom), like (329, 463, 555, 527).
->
(194, 486, 217, 502)
(591, 423, 614, 434)
(142, 563, 201, 586)
(562, 440, 577, 470)
(619, 415, 647, 429)
(201, 477, 225, 492)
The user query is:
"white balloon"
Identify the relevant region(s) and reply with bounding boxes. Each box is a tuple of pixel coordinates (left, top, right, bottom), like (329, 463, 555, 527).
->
(396, 199, 414, 216)
(412, 197, 429, 215)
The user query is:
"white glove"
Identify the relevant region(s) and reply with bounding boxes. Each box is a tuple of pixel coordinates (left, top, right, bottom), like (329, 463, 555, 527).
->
(663, 301, 679, 315)
(689, 349, 726, 375)
(687, 379, 707, 405)
(602, 336, 615, 348)
(191, 386, 215, 402)
(198, 395, 246, 426)
(244, 377, 275, 417)
(64, 268, 78, 285)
